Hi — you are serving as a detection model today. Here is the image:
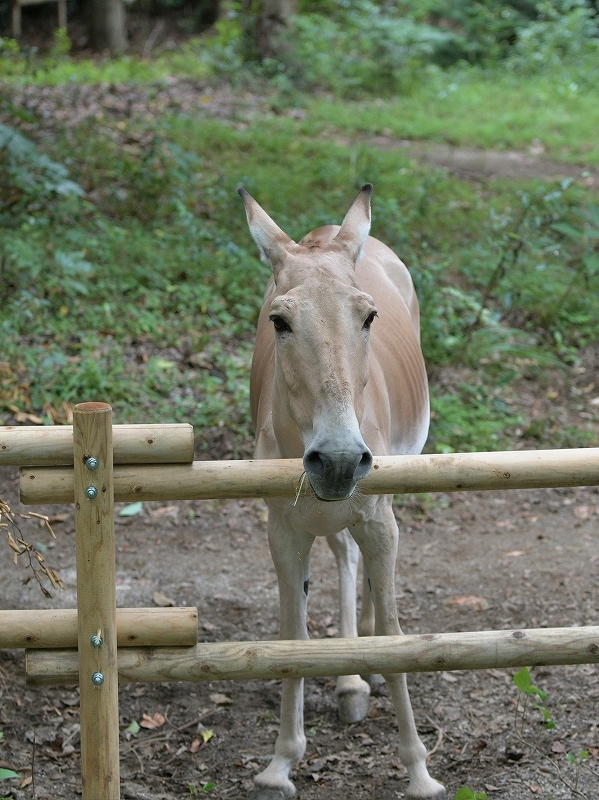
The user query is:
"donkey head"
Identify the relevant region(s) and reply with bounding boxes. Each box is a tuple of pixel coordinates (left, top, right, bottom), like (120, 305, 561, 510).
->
(240, 185, 377, 501)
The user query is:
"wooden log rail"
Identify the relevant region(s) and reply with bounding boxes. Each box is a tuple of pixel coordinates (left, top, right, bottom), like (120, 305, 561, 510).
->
(0, 608, 198, 649)
(26, 625, 599, 686)
(20, 447, 599, 505)
(1, 422, 194, 466)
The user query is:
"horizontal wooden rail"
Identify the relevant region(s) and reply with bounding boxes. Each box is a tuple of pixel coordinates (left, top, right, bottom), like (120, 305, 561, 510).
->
(0, 607, 198, 649)
(1, 423, 194, 466)
(20, 448, 599, 505)
(26, 625, 599, 686)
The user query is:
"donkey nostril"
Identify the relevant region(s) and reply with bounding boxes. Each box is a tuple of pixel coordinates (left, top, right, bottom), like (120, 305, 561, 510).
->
(304, 450, 325, 478)
(357, 450, 373, 477)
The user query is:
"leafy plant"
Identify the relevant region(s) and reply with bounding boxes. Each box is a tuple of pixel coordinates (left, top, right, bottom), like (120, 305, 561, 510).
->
(280, 4, 457, 96)
(0, 123, 83, 222)
(509, 0, 599, 73)
(428, 384, 523, 453)
(513, 666, 555, 732)
(453, 788, 487, 800)
(512, 667, 594, 798)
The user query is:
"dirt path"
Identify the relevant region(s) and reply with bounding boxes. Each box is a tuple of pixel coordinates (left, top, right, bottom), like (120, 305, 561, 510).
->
(377, 138, 599, 188)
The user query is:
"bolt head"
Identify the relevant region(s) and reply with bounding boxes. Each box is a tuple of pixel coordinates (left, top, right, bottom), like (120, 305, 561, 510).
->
(85, 456, 99, 471)
(84, 485, 98, 500)
(92, 672, 104, 686)
(90, 635, 103, 648)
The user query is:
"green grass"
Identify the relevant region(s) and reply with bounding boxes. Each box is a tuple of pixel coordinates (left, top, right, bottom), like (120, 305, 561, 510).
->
(0, 37, 213, 85)
(307, 67, 599, 164)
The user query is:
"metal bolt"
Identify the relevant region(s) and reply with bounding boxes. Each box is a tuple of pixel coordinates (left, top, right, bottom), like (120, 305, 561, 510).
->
(84, 485, 98, 500)
(92, 672, 104, 686)
(85, 456, 99, 471)
(90, 634, 103, 648)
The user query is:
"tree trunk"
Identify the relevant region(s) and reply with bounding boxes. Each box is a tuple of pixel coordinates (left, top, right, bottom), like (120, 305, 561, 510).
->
(89, 0, 128, 55)
(257, 0, 297, 60)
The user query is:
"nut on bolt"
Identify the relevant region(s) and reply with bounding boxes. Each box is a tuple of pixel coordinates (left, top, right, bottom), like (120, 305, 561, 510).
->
(84, 485, 98, 500)
(92, 672, 104, 685)
(85, 456, 99, 471)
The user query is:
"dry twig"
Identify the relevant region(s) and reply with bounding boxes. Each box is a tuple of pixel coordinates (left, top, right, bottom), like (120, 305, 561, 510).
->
(0, 496, 63, 597)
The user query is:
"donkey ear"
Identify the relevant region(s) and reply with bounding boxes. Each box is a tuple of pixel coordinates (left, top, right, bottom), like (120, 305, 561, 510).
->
(238, 188, 298, 271)
(333, 183, 372, 263)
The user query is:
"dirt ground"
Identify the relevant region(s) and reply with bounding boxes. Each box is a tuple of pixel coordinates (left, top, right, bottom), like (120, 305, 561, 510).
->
(1, 459, 598, 800)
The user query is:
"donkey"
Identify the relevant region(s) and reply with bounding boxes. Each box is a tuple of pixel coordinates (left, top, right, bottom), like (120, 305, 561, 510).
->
(240, 184, 445, 800)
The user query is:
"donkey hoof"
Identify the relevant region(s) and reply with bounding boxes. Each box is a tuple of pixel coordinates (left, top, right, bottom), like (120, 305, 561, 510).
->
(337, 682, 371, 723)
(362, 672, 386, 689)
(249, 788, 294, 800)
(406, 782, 446, 800)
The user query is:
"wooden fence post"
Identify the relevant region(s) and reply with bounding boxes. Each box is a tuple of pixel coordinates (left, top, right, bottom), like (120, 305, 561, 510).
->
(73, 402, 120, 800)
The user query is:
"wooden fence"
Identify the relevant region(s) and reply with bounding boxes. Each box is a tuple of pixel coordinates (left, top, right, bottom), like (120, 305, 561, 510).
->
(1, 402, 598, 799)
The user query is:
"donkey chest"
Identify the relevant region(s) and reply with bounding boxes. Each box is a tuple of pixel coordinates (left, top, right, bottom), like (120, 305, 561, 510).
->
(266, 494, 379, 537)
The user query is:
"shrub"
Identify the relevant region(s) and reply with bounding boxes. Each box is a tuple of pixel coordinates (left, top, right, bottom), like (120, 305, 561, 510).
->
(274, 2, 457, 96)
(509, 0, 599, 72)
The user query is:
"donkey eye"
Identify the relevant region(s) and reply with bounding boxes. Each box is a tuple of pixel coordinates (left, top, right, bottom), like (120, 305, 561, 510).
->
(363, 310, 377, 330)
(270, 314, 292, 333)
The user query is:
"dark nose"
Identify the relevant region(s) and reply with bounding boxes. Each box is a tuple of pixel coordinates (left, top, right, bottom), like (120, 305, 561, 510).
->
(303, 447, 373, 500)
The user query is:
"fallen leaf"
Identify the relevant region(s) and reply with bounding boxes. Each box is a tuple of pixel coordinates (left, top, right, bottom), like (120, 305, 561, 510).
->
(48, 513, 69, 523)
(0, 769, 20, 780)
(15, 412, 43, 424)
(525, 784, 542, 794)
(119, 501, 143, 517)
(440, 672, 458, 683)
(574, 505, 594, 521)
(447, 595, 489, 611)
(150, 505, 178, 518)
(209, 692, 233, 705)
(199, 728, 214, 744)
(125, 719, 140, 736)
(496, 520, 515, 530)
(552, 741, 566, 753)
(187, 353, 213, 369)
(190, 737, 201, 753)
(20, 776, 32, 788)
(153, 590, 176, 607)
(140, 712, 165, 730)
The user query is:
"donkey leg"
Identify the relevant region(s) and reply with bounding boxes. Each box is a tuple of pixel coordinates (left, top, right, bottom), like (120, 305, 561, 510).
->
(357, 564, 385, 689)
(355, 500, 445, 800)
(251, 518, 314, 800)
(326, 530, 371, 723)
(357, 563, 375, 638)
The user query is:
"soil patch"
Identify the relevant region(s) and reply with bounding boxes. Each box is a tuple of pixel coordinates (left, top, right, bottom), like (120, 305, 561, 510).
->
(370, 136, 599, 188)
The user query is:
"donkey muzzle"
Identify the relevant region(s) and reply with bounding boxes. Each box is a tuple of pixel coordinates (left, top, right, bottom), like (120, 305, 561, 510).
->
(303, 446, 373, 501)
